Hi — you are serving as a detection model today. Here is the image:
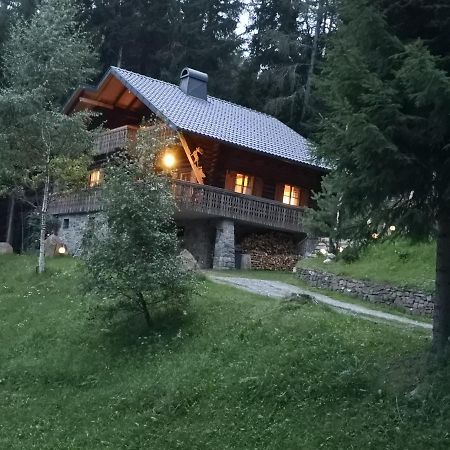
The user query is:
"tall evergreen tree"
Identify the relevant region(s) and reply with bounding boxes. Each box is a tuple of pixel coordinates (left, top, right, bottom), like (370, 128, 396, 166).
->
(240, 0, 337, 134)
(316, 0, 450, 354)
(77, 0, 244, 100)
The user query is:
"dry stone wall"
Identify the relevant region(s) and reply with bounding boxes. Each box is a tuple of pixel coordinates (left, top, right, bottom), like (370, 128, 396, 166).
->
(296, 268, 433, 316)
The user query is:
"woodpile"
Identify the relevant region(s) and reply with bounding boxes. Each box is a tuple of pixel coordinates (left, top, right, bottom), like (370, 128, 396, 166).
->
(240, 232, 298, 271)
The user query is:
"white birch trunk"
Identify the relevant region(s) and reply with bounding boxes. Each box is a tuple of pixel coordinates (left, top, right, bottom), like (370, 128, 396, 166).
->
(38, 162, 51, 274)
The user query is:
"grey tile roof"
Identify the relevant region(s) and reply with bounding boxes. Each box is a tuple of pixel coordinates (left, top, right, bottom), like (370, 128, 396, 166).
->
(111, 67, 325, 170)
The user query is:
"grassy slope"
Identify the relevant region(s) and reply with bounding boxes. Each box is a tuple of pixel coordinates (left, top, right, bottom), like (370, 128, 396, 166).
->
(299, 239, 436, 292)
(208, 270, 433, 322)
(0, 255, 449, 449)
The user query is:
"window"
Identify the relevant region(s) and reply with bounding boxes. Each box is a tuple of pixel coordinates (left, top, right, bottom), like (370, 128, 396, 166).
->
(283, 184, 301, 206)
(89, 169, 103, 187)
(234, 173, 254, 195)
(63, 218, 69, 229)
(178, 171, 192, 182)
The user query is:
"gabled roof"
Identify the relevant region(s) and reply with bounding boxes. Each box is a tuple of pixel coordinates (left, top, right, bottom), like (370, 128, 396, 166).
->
(65, 66, 326, 170)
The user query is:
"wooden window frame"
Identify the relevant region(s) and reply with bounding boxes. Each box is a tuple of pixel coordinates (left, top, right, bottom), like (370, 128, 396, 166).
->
(282, 184, 301, 206)
(234, 173, 254, 195)
(88, 169, 103, 188)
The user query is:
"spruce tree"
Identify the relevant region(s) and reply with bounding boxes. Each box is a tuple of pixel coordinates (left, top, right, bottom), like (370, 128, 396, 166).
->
(316, 0, 450, 354)
(240, 0, 337, 134)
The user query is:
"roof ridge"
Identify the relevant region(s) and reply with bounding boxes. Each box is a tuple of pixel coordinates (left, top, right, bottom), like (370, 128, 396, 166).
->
(111, 66, 283, 122)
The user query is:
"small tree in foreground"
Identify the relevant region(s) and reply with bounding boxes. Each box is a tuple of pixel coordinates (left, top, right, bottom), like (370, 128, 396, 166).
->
(82, 128, 194, 327)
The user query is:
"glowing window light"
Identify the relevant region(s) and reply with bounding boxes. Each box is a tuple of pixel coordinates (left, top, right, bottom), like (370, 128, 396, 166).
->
(282, 184, 301, 206)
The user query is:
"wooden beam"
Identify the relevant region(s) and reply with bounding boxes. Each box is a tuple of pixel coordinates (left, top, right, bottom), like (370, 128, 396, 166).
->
(178, 132, 205, 184)
(129, 97, 144, 112)
(79, 97, 114, 110)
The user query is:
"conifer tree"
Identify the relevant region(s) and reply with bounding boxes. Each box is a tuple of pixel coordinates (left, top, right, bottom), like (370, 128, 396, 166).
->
(240, 0, 337, 134)
(316, 0, 450, 354)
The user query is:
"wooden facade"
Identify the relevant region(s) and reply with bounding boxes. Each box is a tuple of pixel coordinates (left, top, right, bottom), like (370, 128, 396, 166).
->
(53, 68, 327, 267)
(49, 126, 323, 234)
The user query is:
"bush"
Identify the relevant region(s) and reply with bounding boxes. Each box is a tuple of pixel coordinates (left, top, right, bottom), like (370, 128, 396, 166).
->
(339, 245, 360, 263)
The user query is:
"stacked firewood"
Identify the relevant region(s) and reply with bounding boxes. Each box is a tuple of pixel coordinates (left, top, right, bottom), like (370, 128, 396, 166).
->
(240, 232, 298, 271)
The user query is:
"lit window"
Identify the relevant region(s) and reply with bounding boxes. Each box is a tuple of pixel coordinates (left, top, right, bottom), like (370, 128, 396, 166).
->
(89, 169, 102, 187)
(235, 173, 254, 195)
(178, 171, 192, 182)
(283, 184, 301, 206)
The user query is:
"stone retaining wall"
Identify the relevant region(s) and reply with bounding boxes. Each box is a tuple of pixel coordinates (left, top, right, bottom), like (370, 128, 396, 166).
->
(296, 268, 433, 316)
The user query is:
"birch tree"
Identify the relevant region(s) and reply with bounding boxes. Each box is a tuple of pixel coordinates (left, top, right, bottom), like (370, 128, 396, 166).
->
(0, 0, 97, 272)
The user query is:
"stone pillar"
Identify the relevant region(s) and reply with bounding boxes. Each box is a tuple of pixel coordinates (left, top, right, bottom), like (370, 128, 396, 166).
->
(213, 219, 235, 269)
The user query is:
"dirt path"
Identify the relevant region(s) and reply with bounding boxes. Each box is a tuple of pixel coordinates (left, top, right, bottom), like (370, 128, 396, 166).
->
(210, 276, 432, 330)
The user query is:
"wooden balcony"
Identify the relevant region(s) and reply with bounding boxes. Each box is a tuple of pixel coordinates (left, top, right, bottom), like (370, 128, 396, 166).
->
(48, 181, 304, 233)
(95, 125, 137, 155)
(173, 181, 304, 232)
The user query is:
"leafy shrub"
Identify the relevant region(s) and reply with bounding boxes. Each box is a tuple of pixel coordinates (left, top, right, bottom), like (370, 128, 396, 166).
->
(82, 125, 195, 328)
(340, 245, 360, 263)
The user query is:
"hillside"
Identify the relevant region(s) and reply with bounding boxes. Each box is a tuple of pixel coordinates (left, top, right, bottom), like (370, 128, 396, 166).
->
(0, 255, 449, 449)
(300, 239, 436, 293)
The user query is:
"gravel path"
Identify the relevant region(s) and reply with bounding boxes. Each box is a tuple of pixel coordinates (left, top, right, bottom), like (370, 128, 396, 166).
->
(210, 276, 432, 330)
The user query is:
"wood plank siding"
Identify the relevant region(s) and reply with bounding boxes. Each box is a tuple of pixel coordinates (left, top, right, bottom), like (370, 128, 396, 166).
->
(95, 125, 137, 155)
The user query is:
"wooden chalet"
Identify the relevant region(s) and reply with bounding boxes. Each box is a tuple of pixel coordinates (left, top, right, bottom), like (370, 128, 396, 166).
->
(49, 67, 327, 269)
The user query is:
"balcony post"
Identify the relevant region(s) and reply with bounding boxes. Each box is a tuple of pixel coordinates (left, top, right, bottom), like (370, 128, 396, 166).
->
(212, 219, 235, 270)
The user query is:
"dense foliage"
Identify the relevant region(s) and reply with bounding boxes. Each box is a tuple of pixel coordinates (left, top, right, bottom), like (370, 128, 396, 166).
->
(0, 0, 97, 272)
(315, 0, 450, 352)
(0, 0, 337, 133)
(82, 127, 194, 327)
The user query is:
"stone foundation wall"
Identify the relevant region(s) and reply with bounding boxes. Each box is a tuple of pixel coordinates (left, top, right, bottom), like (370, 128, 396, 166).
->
(296, 268, 433, 315)
(181, 220, 215, 269)
(56, 213, 95, 255)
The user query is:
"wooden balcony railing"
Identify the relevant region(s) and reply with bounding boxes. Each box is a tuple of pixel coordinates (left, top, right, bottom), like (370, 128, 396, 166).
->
(48, 181, 304, 232)
(95, 125, 137, 155)
(173, 181, 304, 232)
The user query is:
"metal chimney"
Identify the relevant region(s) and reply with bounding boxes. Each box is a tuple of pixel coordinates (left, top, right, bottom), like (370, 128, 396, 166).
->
(179, 67, 208, 100)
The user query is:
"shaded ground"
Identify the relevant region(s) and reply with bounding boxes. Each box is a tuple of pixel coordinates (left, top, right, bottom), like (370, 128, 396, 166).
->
(1, 255, 449, 449)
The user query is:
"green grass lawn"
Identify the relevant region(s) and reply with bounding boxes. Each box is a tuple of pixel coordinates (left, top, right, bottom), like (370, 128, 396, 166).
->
(1, 255, 449, 449)
(299, 238, 436, 293)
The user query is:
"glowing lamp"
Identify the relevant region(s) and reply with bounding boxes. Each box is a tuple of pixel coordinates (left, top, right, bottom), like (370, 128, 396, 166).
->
(389, 225, 396, 232)
(372, 233, 379, 239)
(58, 246, 66, 255)
(162, 153, 176, 169)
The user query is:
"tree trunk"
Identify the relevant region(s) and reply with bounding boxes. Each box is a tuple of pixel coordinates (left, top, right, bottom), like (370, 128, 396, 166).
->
(5, 196, 15, 244)
(301, 0, 325, 122)
(38, 173, 50, 274)
(432, 214, 450, 355)
(137, 292, 152, 328)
